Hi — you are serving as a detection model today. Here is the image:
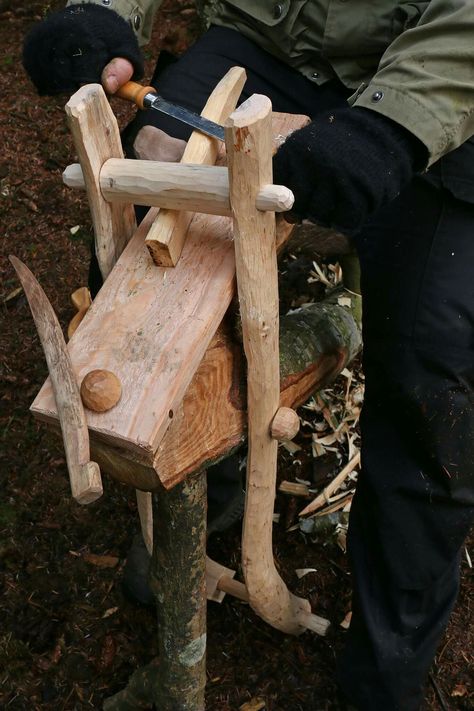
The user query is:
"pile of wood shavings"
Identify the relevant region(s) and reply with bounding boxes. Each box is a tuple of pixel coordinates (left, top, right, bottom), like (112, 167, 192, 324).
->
(279, 257, 364, 552)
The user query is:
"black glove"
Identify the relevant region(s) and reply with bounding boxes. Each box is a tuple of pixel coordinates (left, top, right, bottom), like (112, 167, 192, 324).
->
(273, 107, 426, 235)
(22, 3, 144, 95)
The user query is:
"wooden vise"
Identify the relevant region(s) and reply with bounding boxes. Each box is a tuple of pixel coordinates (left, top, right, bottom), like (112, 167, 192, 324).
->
(17, 68, 349, 707)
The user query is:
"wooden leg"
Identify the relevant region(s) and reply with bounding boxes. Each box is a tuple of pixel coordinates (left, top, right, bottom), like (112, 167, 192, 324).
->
(226, 95, 325, 636)
(151, 473, 207, 709)
(103, 472, 207, 711)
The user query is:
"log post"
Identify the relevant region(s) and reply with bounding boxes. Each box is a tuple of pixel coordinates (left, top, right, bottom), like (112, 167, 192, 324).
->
(226, 95, 311, 635)
(104, 474, 207, 711)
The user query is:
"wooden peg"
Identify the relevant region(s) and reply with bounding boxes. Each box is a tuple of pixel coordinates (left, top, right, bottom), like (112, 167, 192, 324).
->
(80, 369, 122, 412)
(271, 407, 300, 441)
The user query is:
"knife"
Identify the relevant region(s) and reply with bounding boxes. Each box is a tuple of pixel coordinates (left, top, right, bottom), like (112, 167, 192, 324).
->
(116, 81, 225, 142)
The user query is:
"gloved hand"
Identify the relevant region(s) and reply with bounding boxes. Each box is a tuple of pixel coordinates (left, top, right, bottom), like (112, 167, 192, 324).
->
(273, 107, 426, 235)
(22, 3, 144, 95)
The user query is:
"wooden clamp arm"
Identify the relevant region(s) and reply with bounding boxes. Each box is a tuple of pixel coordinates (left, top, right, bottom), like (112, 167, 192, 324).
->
(63, 160, 294, 216)
(10, 257, 102, 505)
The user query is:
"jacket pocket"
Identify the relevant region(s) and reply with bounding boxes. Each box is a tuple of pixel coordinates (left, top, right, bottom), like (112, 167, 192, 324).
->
(221, 0, 291, 27)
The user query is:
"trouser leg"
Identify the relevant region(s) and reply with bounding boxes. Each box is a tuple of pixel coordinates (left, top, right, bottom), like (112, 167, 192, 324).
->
(338, 178, 474, 710)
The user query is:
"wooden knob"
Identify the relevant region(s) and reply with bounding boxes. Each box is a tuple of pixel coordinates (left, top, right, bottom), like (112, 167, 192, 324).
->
(80, 369, 122, 412)
(270, 407, 300, 441)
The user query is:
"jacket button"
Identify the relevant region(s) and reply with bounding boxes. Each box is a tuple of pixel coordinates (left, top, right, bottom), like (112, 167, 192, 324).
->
(273, 3, 283, 19)
(133, 14, 141, 30)
(102, 0, 111, 5)
(371, 90, 384, 102)
(312, 71, 319, 79)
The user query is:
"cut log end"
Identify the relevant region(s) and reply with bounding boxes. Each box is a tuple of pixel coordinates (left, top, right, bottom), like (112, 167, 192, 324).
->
(74, 462, 103, 504)
(271, 407, 300, 441)
(80, 369, 122, 412)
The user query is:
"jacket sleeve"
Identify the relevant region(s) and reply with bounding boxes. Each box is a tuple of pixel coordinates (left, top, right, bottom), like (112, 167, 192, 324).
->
(351, 0, 474, 166)
(66, 0, 163, 45)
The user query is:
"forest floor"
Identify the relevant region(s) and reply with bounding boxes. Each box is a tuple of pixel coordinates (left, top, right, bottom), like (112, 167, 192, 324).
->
(0, 2, 472, 710)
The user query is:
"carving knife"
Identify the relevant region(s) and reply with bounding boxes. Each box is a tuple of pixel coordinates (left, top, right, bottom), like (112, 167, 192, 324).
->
(116, 81, 225, 142)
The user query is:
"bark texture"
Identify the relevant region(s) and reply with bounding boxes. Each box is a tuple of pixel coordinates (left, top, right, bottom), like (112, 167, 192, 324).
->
(103, 473, 207, 711)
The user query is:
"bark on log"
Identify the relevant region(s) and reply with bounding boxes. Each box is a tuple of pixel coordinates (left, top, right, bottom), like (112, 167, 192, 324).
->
(103, 473, 207, 711)
(150, 473, 207, 710)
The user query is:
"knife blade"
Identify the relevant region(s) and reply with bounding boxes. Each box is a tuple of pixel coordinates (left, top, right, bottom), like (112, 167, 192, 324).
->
(116, 81, 225, 142)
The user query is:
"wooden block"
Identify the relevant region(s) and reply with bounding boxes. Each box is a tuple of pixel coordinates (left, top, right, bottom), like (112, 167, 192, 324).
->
(31, 112, 308, 463)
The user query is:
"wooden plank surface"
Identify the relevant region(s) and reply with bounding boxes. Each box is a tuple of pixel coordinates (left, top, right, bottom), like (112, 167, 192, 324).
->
(31, 112, 308, 462)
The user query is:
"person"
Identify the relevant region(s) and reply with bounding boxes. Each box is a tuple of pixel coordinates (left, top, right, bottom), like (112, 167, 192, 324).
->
(23, 2, 474, 709)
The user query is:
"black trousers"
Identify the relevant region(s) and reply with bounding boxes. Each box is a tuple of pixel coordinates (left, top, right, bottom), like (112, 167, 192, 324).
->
(120, 27, 474, 711)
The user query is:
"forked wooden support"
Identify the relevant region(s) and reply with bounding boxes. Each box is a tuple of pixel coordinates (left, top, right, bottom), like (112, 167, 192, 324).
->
(226, 96, 321, 635)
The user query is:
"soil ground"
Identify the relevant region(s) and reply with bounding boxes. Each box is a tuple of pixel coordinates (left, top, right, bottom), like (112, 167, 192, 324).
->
(0, 2, 472, 710)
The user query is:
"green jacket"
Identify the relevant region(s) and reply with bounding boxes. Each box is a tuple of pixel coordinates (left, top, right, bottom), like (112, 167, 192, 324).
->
(67, 0, 474, 168)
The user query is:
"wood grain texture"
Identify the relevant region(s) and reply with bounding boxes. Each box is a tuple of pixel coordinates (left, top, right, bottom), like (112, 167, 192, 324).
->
(64, 158, 294, 215)
(32, 112, 308, 463)
(65, 84, 136, 279)
(145, 67, 247, 266)
(226, 95, 310, 635)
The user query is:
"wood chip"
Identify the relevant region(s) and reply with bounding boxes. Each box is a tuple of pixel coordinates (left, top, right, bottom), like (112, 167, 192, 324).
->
(102, 606, 119, 619)
(340, 611, 352, 629)
(279, 480, 310, 497)
(295, 568, 317, 579)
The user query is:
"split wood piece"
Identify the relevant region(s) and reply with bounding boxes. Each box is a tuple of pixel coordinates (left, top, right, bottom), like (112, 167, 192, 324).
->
(279, 481, 311, 497)
(65, 84, 136, 280)
(32, 112, 309, 462)
(9, 257, 102, 504)
(63, 159, 294, 215)
(271, 406, 300, 441)
(145, 66, 246, 266)
(68, 286, 92, 339)
(226, 95, 311, 636)
(299, 451, 361, 517)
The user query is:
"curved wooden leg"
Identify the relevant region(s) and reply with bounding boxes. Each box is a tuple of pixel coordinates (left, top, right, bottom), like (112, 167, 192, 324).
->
(226, 95, 330, 636)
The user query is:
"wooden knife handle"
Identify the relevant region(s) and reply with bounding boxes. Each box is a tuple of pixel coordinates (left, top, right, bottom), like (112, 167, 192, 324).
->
(116, 81, 156, 109)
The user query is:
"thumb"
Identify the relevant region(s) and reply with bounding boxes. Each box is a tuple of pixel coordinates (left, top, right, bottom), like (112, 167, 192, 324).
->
(102, 57, 134, 94)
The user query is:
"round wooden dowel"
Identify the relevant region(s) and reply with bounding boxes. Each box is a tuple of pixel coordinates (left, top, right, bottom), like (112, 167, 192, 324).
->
(271, 407, 300, 441)
(80, 369, 122, 412)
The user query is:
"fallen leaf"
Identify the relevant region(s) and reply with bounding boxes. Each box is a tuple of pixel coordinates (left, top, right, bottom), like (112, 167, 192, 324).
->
(239, 698, 266, 711)
(83, 553, 119, 568)
(451, 684, 468, 698)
